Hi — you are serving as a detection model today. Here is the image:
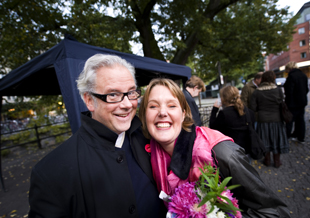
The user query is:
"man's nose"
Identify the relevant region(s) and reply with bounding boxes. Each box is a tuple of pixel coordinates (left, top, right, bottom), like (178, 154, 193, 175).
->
(120, 96, 133, 108)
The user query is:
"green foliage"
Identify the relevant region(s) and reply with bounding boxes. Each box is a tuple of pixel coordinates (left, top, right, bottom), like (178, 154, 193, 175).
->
(0, 0, 65, 75)
(196, 163, 241, 215)
(0, 0, 133, 76)
(2, 130, 33, 145)
(2, 95, 65, 121)
(1, 93, 71, 157)
(0, 0, 297, 81)
(1, 121, 71, 157)
(1, 149, 10, 157)
(191, 0, 296, 80)
(55, 134, 71, 144)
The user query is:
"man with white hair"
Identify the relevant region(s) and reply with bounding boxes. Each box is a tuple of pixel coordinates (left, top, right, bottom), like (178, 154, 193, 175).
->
(28, 54, 166, 217)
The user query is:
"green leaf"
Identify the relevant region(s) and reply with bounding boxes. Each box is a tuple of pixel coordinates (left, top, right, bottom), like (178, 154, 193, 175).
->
(217, 195, 242, 213)
(227, 184, 241, 191)
(219, 176, 232, 190)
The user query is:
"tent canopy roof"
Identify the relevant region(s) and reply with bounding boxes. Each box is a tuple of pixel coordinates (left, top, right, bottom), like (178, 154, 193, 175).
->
(0, 37, 191, 96)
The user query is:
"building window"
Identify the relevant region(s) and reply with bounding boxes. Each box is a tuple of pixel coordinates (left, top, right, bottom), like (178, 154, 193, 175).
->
(300, 40, 306, 46)
(306, 14, 310, 21)
(301, 52, 307, 58)
(299, 27, 305, 34)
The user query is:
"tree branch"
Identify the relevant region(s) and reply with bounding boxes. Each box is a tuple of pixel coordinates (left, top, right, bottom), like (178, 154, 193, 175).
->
(129, 0, 165, 60)
(172, 0, 240, 65)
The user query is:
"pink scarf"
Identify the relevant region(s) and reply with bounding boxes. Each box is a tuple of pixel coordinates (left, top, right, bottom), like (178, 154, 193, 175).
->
(151, 126, 233, 198)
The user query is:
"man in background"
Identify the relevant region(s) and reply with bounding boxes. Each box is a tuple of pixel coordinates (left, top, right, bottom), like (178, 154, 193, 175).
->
(183, 75, 206, 126)
(28, 54, 166, 217)
(284, 61, 309, 144)
(241, 72, 263, 107)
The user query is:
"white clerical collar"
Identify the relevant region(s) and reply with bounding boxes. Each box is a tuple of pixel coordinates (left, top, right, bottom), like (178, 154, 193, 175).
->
(115, 132, 125, 148)
(252, 80, 258, 88)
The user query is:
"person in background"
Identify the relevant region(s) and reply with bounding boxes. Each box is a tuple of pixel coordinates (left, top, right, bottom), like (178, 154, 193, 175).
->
(241, 72, 263, 107)
(28, 54, 166, 218)
(284, 61, 309, 144)
(138, 78, 290, 217)
(183, 75, 206, 126)
(250, 71, 289, 168)
(209, 85, 255, 158)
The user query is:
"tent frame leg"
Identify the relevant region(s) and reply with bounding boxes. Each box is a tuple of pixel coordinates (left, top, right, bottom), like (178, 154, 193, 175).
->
(0, 96, 7, 192)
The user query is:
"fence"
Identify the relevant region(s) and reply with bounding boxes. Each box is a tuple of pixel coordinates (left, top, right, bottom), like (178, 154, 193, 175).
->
(199, 105, 213, 127)
(0, 119, 72, 191)
(0, 120, 72, 151)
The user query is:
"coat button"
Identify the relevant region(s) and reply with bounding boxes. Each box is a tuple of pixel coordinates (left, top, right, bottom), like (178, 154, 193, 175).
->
(116, 155, 123, 163)
(129, 205, 136, 214)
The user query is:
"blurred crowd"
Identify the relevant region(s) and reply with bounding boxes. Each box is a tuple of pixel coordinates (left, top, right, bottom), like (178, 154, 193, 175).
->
(208, 61, 309, 168)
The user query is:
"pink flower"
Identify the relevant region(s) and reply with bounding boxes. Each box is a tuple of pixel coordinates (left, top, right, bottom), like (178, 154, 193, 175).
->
(219, 190, 241, 218)
(145, 144, 151, 153)
(168, 182, 208, 218)
(218, 189, 234, 203)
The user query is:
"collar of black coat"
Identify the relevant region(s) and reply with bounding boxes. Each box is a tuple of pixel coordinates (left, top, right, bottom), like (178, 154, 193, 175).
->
(170, 124, 196, 180)
(257, 82, 277, 91)
(289, 68, 302, 74)
(183, 89, 193, 98)
(80, 111, 141, 150)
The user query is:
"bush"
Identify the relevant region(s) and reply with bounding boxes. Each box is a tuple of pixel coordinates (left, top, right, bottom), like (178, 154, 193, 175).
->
(1, 149, 10, 157)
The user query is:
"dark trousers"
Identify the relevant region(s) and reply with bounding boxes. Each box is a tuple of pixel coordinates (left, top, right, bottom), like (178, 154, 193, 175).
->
(286, 107, 306, 141)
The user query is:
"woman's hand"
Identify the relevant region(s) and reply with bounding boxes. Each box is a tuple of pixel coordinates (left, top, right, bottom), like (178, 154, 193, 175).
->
(213, 99, 222, 108)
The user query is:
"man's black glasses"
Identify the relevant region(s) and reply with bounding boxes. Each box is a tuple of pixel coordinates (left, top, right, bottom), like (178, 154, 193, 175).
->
(91, 90, 141, 103)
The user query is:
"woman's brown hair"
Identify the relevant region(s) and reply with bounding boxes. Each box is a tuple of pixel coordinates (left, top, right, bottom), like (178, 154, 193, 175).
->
(261, 71, 276, 83)
(138, 78, 194, 139)
(220, 85, 245, 116)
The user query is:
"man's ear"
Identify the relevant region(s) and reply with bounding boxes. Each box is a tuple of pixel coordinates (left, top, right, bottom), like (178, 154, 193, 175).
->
(83, 93, 95, 112)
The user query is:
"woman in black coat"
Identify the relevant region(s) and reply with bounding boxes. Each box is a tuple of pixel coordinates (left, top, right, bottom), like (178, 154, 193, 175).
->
(250, 71, 289, 168)
(210, 85, 255, 157)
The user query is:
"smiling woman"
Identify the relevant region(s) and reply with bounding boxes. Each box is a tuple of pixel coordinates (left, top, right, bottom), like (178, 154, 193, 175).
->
(145, 85, 186, 155)
(138, 78, 291, 217)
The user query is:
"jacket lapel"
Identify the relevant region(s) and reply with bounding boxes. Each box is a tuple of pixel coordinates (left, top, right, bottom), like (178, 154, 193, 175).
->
(170, 125, 196, 180)
(128, 116, 154, 183)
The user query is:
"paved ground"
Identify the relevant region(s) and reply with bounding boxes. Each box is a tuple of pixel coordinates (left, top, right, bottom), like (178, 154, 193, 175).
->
(251, 104, 310, 218)
(0, 144, 59, 217)
(0, 98, 309, 218)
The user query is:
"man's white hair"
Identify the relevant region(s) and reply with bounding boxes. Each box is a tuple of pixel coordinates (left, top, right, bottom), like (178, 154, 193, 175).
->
(76, 54, 137, 104)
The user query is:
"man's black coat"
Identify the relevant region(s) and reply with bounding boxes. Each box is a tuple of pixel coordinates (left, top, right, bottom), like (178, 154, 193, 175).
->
(284, 68, 309, 108)
(183, 89, 202, 126)
(28, 112, 166, 218)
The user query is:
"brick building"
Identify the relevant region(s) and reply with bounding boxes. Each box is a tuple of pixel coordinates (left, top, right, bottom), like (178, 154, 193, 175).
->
(265, 2, 310, 78)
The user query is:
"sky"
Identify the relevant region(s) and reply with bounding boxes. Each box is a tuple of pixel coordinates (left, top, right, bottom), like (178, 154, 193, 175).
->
(277, 0, 307, 15)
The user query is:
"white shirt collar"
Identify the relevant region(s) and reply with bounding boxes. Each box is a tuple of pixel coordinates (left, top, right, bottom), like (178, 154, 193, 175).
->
(115, 132, 125, 148)
(252, 80, 258, 88)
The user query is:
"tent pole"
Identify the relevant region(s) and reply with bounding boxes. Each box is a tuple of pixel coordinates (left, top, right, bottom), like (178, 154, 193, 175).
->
(0, 96, 7, 191)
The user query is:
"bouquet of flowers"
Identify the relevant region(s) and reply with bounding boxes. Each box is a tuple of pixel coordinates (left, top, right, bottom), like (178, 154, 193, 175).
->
(166, 164, 242, 218)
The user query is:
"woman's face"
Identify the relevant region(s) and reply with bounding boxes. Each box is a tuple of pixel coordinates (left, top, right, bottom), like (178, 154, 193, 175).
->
(145, 85, 185, 151)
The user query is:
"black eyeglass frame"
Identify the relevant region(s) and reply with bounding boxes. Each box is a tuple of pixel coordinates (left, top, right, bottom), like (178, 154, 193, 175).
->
(90, 89, 141, 103)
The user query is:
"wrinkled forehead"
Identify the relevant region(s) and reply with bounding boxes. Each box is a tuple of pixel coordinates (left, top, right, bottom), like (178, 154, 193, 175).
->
(95, 66, 137, 91)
